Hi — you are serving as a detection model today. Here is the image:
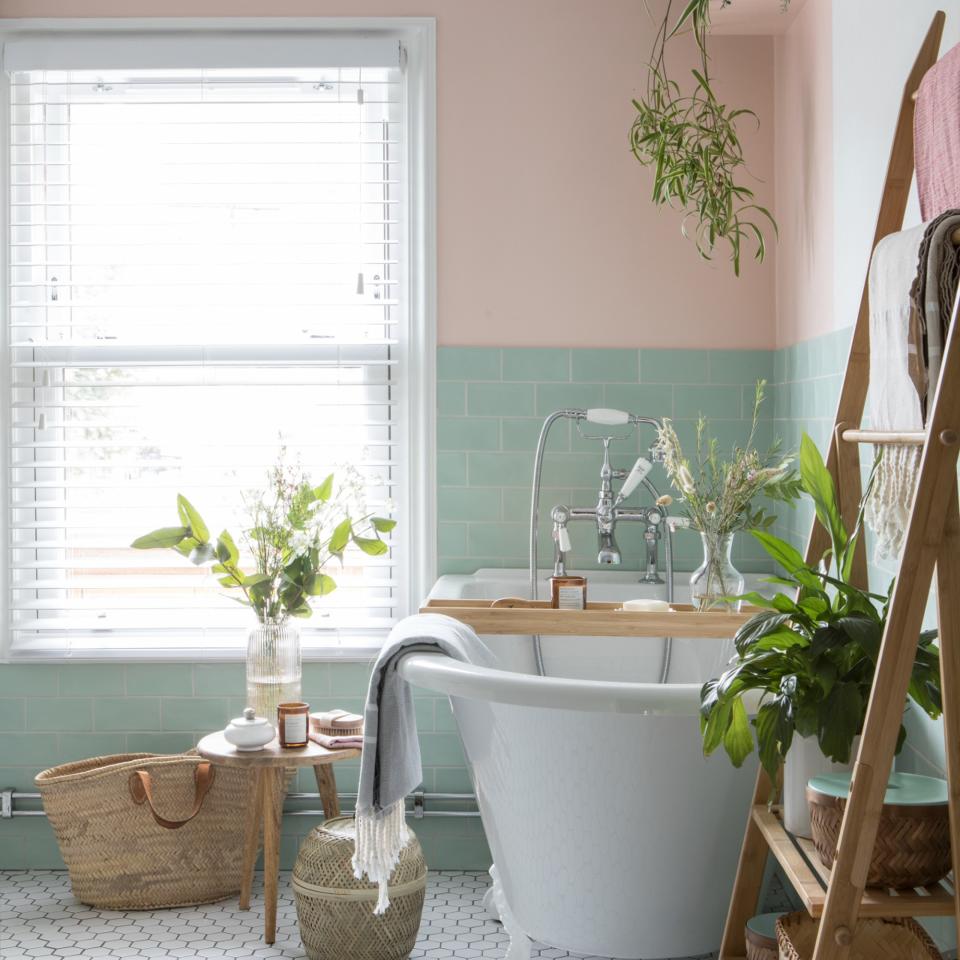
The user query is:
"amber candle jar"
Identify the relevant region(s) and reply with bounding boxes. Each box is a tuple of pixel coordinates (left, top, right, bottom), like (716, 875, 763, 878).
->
(277, 701, 310, 748)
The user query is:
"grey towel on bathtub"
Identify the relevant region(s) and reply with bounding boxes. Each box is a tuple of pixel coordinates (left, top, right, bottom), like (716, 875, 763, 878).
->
(353, 613, 495, 912)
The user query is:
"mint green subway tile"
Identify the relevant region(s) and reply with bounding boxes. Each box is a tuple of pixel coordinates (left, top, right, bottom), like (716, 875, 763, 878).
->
(0, 699, 24, 731)
(502, 348, 570, 382)
(433, 766, 474, 794)
(160, 697, 230, 732)
(417, 831, 491, 871)
(438, 346, 500, 381)
(0, 767, 39, 791)
(541, 452, 608, 488)
(572, 348, 638, 383)
(59, 664, 125, 697)
(467, 522, 527, 558)
(502, 486, 569, 521)
(5, 818, 64, 868)
(434, 700, 458, 732)
(126, 664, 193, 696)
(467, 382, 534, 417)
(438, 522, 468, 556)
(439, 557, 497, 574)
(439, 487, 501, 522)
(674, 384, 743, 420)
(57, 732, 126, 762)
(302, 663, 332, 699)
(438, 452, 467, 485)
(0, 836, 26, 868)
(600, 383, 672, 421)
(414, 697, 435, 731)
(26, 698, 92, 732)
(330, 662, 374, 698)
(95, 697, 161, 732)
(641, 349, 708, 384)
(535, 382, 602, 417)
(3, 733, 60, 766)
(419, 732, 466, 766)
(0, 665, 58, 697)
(329, 761, 361, 794)
(502, 417, 568, 452)
(125, 732, 195, 755)
(437, 416, 500, 451)
(193, 663, 245, 697)
(709, 349, 773, 385)
(467, 452, 532, 486)
(437, 381, 465, 416)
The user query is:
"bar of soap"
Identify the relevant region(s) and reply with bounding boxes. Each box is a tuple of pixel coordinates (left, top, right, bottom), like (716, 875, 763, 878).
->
(621, 598, 672, 612)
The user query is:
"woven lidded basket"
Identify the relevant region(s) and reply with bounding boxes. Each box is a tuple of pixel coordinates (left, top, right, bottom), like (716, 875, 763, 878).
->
(36, 753, 255, 910)
(806, 773, 950, 889)
(745, 913, 781, 960)
(776, 912, 942, 960)
(293, 816, 426, 960)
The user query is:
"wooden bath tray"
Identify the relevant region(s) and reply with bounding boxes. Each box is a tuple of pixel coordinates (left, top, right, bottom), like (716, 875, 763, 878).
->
(419, 597, 756, 638)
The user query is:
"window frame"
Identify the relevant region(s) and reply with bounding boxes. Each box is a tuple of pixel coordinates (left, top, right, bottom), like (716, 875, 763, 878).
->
(0, 16, 437, 663)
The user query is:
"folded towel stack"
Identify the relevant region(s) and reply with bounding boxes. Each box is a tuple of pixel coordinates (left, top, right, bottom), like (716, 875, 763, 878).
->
(309, 709, 364, 750)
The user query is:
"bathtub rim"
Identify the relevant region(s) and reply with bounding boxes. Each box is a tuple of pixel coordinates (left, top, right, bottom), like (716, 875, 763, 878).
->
(399, 651, 759, 716)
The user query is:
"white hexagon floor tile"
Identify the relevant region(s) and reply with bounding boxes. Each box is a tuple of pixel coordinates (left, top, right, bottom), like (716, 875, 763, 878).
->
(0, 870, 787, 959)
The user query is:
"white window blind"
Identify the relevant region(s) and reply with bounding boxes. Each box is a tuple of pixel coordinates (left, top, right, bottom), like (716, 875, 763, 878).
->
(7, 52, 410, 656)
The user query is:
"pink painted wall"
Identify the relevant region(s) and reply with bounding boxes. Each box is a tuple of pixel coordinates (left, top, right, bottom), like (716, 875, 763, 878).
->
(773, 0, 833, 348)
(0, 0, 778, 349)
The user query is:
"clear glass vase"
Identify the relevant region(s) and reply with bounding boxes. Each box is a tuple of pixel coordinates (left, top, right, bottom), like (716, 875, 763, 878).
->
(690, 531, 745, 612)
(245, 616, 302, 723)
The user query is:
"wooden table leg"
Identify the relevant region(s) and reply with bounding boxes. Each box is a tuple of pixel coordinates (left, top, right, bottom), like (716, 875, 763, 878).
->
(239, 768, 263, 911)
(262, 767, 285, 945)
(314, 763, 340, 819)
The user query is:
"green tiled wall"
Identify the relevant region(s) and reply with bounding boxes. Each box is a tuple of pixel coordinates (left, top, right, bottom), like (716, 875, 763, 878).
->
(0, 662, 486, 870)
(1, 344, 777, 870)
(437, 346, 777, 576)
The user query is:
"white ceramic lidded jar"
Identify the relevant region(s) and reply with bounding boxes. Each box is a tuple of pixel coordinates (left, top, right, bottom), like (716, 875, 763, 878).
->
(224, 707, 275, 751)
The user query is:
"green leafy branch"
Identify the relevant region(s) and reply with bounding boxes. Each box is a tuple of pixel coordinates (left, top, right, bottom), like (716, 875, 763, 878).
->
(630, 0, 782, 274)
(132, 471, 396, 622)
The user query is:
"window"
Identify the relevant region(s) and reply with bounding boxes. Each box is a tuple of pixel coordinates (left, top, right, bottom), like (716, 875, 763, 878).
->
(2, 24, 436, 659)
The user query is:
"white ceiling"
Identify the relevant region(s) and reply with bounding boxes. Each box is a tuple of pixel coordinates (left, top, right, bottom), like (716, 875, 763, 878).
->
(708, 0, 809, 35)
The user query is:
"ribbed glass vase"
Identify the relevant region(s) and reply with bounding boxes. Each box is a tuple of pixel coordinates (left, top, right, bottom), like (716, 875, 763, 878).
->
(245, 616, 302, 722)
(690, 531, 744, 612)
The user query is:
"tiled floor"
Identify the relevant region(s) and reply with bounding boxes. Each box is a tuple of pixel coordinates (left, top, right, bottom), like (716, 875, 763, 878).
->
(0, 870, 746, 960)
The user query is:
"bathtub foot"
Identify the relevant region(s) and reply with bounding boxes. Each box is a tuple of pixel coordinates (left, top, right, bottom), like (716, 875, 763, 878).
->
(483, 865, 532, 960)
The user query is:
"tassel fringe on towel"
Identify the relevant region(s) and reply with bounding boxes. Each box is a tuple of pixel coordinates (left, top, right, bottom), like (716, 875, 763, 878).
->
(352, 800, 410, 914)
(866, 444, 922, 560)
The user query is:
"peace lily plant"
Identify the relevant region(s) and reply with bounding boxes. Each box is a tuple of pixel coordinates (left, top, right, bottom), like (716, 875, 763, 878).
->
(698, 434, 942, 788)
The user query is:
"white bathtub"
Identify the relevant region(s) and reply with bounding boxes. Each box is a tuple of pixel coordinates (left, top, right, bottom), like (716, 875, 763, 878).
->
(400, 568, 760, 960)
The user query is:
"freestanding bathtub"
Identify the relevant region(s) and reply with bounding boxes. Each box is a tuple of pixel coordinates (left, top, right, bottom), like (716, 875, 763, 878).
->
(399, 569, 759, 960)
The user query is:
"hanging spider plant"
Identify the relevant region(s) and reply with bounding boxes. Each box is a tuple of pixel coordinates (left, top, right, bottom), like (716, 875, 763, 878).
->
(631, 0, 787, 275)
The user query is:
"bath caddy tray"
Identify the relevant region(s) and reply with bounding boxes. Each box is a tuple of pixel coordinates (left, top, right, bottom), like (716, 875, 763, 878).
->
(420, 598, 755, 637)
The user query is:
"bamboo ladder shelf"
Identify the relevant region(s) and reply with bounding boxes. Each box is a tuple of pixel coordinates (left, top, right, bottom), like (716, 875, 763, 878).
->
(718, 10, 960, 959)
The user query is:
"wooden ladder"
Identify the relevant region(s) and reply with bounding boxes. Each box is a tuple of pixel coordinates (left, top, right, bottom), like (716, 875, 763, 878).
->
(718, 11, 960, 959)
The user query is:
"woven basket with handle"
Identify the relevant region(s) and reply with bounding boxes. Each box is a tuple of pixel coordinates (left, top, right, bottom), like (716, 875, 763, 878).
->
(36, 752, 255, 910)
(776, 913, 942, 960)
(293, 816, 426, 960)
(806, 785, 951, 888)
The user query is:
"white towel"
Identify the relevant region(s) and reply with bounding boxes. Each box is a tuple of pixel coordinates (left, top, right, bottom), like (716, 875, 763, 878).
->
(866, 226, 926, 560)
(353, 613, 494, 912)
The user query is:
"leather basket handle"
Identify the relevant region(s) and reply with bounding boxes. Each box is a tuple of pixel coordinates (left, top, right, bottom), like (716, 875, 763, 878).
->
(129, 762, 215, 830)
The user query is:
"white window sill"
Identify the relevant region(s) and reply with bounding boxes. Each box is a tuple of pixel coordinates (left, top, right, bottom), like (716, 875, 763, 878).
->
(3, 634, 384, 664)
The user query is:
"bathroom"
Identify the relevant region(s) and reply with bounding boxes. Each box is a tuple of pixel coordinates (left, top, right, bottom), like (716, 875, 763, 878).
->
(2, 0, 960, 958)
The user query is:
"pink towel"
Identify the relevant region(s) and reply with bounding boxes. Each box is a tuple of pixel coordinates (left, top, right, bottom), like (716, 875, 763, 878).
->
(916, 42, 960, 220)
(310, 731, 363, 750)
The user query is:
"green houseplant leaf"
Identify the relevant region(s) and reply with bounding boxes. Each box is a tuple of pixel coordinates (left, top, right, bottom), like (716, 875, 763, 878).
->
(176, 494, 209, 544)
(131, 526, 190, 549)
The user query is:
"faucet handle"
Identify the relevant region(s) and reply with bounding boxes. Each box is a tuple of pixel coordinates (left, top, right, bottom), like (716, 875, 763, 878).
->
(555, 524, 572, 554)
(618, 457, 652, 502)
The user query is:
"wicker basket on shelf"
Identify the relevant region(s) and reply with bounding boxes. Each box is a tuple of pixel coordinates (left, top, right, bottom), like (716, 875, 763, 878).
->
(292, 816, 426, 960)
(745, 913, 781, 960)
(806, 773, 950, 889)
(775, 913, 942, 960)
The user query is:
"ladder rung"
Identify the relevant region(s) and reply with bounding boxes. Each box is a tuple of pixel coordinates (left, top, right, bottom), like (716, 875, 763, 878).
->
(840, 429, 927, 446)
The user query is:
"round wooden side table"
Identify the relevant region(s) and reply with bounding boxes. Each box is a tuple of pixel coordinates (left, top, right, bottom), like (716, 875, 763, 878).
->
(197, 731, 361, 945)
